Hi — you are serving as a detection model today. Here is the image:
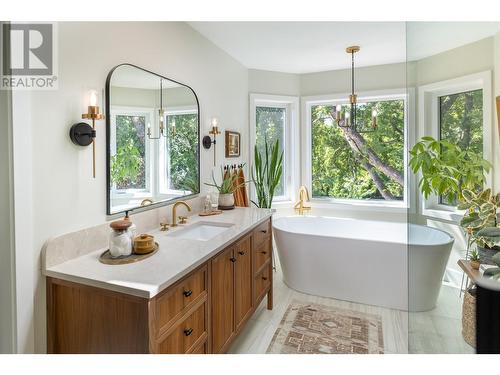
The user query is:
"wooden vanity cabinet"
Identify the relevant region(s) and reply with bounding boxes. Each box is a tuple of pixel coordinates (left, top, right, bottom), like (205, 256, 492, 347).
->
(211, 234, 254, 353)
(46, 217, 272, 354)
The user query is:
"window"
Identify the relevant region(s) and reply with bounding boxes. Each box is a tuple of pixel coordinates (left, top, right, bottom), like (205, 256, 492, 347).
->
(161, 110, 199, 194)
(438, 89, 483, 205)
(110, 109, 152, 194)
(255, 106, 286, 197)
(250, 94, 299, 203)
(110, 106, 199, 211)
(418, 71, 492, 215)
(308, 95, 406, 203)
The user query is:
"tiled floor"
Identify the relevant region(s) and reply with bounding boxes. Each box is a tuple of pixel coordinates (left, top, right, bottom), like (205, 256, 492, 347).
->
(409, 285, 475, 354)
(228, 264, 474, 354)
(228, 263, 409, 354)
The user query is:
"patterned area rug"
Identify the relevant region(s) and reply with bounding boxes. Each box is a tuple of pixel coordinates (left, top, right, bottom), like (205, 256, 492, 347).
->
(266, 300, 384, 354)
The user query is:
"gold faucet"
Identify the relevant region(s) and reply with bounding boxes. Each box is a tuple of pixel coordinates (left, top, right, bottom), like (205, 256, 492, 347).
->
(171, 201, 192, 227)
(294, 186, 311, 215)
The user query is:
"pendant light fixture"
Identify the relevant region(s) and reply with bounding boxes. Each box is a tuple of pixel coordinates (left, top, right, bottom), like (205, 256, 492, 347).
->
(332, 46, 378, 133)
(147, 78, 166, 139)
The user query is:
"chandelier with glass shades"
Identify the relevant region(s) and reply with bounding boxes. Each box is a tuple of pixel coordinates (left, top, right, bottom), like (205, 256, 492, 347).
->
(332, 46, 378, 133)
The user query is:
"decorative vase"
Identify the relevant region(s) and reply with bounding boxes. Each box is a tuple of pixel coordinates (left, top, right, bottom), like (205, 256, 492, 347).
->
(218, 193, 235, 210)
(477, 245, 500, 265)
(471, 260, 480, 270)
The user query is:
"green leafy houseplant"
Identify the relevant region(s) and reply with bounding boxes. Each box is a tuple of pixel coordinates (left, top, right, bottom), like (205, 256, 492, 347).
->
(459, 188, 500, 249)
(483, 252, 500, 281)
(110, 139, 143, 187)
(252, 139, 283, 208)
(409, 136, 491, 204)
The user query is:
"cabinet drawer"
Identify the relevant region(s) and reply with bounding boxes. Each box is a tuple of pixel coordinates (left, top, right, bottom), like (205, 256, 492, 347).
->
(254, 264, 271, 303)
(191, 342, 207, 354)
(155, 266, 207, 333)
(158, 302, 207, 354)
(252, 220, 271, 250)
(253, 240, 271, 274)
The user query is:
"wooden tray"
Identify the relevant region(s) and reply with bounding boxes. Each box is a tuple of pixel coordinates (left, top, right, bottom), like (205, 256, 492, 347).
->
(199, 210, 223, 217)
(99, 242, 159, 265)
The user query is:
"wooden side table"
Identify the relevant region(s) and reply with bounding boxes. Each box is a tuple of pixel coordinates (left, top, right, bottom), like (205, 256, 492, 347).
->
(458, 259, 481, 286)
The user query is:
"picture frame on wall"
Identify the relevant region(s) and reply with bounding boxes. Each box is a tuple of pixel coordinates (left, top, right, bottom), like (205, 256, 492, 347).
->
(225, 131, 241, 158)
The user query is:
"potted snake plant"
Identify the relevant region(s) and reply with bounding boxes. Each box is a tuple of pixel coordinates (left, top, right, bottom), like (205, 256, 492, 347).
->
(251, 138, 283, 209)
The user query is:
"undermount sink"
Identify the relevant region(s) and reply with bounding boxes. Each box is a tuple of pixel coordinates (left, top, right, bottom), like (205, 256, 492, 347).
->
(168, 221, 234, 241)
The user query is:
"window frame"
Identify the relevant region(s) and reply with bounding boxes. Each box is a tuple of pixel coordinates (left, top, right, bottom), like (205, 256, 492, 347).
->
(418, 71, 492, 220)
(302, 88, 410, 209)
(249, 94, 300, 204)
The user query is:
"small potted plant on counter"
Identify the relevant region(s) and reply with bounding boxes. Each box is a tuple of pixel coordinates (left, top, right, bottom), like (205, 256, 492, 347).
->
(459, 189, 500, 265)
(469, 249, 481, 270)
(205, 166, 246, 210)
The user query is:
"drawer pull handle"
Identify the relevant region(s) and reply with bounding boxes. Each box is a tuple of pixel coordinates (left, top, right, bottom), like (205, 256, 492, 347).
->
(230, 257, 237, 263)
(183, 290, 193, 297)
(262, 276, 268, 281)
(238, 251, 245, 255)
(261, 251, 267, 254)
(184, 328, 194, 336)
(260, 230, 268, 234)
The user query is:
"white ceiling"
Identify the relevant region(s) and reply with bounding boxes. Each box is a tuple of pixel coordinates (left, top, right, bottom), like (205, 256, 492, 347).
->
(188, 22, 500, 74)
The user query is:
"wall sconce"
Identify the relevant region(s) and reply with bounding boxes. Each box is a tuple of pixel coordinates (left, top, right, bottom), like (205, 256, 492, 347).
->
(203, 117, 221, 166)
(69, 90, 105, 178)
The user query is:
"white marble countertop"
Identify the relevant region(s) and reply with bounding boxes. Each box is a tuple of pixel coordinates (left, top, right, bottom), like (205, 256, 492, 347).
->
(43, 207, 273, 298)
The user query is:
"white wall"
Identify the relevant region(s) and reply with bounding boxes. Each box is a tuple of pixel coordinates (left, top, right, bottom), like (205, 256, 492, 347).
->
(248, 69, 300, 96)
(0, 59, 16, 353)
(300, 62, 407, 96)
(11, 21, 248, 353)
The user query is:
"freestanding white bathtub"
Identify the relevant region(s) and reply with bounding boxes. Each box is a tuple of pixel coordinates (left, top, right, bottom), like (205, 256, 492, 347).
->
(273, 216, 454, 311)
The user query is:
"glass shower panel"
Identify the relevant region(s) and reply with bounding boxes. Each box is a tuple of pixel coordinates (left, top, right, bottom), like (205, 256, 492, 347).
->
(406, 21, 500, 354)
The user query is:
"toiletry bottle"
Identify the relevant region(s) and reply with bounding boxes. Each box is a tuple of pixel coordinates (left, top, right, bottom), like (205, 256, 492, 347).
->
(109, 218, 132, 258)
(204, 195, 212, 213)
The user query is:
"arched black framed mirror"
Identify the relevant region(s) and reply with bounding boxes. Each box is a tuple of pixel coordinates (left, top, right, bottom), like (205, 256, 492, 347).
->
(105, 63, 200, 215)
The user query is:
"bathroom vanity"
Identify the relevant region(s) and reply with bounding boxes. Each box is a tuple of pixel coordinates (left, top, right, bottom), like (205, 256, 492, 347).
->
(44, 208, 273, 354)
